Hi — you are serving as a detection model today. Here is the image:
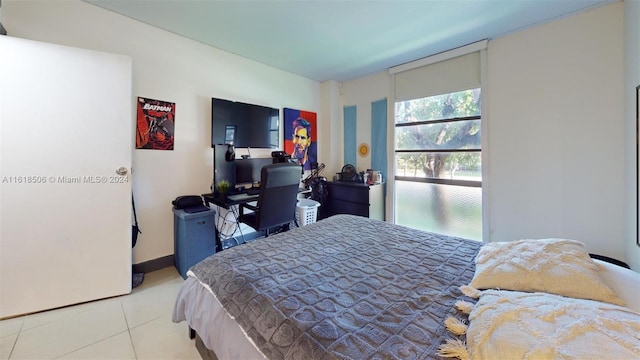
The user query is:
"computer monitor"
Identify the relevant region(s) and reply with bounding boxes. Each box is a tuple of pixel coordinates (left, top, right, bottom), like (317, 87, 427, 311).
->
(235, 158, 273, 187)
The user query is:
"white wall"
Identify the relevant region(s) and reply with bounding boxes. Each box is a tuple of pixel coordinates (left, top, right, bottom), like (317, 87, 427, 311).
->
(2, 0, 320, 264)
(487, 3, 624, 259)
(341, 72, 390, 174)
(341, 72, 392, 220)
(341, 2, 636, 268)
(319, 80, 344, 177)
(624, 0, 640, 271)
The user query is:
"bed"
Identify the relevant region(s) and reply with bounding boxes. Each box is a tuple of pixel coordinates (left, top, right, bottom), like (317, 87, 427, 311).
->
(172, 214, 640, 359)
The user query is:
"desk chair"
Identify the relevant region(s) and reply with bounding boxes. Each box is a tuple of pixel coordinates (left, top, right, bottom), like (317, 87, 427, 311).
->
(239, 162, 301, 237)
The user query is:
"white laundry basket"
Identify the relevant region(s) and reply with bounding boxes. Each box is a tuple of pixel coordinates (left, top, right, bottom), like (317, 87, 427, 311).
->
(295, 199, 321, 226)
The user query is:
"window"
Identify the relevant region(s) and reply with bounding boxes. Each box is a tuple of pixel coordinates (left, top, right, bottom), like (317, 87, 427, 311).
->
(394, 88, 482, 240)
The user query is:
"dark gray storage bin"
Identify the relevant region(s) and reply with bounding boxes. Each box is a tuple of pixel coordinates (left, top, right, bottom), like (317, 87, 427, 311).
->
(173, 207, 217, 279)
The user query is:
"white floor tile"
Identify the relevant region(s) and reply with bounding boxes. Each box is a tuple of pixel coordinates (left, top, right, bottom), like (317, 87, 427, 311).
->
(0, 333, 18, 359)
(10, 299, 127, 359)
(21, 296, 122, 332)
(0, 317, 23, 338)
(57, 331, 136, 360)
(129, 314, 200, 360)
(0, 267, 191, 360)
(121, 270, 185, 329)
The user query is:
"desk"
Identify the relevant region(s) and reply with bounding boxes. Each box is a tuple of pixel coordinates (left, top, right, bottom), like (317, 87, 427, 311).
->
(202, 188, 311, 250)
(203, 188, 310, 213)
(202, 192, 259, 249)
(202, 192, 258, 209)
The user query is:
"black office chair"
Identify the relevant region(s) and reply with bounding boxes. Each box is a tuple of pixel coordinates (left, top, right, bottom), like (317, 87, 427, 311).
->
(239, 162, 302, 237)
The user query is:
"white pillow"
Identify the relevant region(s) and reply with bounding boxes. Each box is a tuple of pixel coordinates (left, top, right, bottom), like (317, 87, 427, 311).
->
(466, 290, 640, 360)
(470, 238, 625, 306)
(594, 259, 640, 312)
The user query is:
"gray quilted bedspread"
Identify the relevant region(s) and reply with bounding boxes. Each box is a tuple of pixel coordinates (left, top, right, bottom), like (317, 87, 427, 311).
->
(189, 214, 482, 360)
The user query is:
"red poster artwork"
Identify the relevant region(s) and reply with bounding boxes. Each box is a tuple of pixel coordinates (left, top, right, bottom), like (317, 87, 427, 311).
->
(136, 97, 175, 150)
(283, 108, 318, 171)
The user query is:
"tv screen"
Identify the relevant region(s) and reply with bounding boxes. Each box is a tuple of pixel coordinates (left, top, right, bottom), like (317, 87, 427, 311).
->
(211, 98, 280, 149)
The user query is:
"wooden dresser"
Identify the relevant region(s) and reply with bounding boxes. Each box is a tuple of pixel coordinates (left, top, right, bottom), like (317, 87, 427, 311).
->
(323, 182, 384, 221)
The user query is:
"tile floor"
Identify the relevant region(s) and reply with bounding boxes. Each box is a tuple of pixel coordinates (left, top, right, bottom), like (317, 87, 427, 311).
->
(0, 267, 200, 360)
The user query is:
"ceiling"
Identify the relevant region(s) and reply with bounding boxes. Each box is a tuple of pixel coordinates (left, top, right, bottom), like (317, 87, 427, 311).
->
(85, 0, 614, 82)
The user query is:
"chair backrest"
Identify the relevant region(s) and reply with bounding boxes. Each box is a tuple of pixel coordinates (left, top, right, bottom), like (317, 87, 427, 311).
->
(255, 162, 302, 230)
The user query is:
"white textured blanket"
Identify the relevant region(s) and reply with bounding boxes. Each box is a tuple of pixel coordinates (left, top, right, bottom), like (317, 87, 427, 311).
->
(466, 290, 640, 360)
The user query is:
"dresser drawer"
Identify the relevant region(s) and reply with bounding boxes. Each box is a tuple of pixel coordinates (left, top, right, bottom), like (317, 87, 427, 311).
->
(328, 183, 370, 204)
(329, 199, 369, 217)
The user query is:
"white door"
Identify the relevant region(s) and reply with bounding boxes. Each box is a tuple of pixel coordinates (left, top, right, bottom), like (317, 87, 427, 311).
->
(0, 36, 132, 318)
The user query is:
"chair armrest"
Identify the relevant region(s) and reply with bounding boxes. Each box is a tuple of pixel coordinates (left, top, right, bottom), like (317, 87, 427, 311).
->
(239, 203, 259, 218)
(242, 203, 259, 211)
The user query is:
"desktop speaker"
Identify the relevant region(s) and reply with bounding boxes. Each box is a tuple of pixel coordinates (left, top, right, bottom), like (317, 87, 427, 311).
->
(225, 145, 235, 161)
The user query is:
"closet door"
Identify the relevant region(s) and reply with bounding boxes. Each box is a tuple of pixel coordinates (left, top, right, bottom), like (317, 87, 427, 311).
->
(0, 36, 132, 318)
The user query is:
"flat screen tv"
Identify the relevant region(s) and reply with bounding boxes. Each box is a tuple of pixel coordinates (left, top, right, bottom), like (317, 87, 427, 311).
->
(211, 98, 279, 149)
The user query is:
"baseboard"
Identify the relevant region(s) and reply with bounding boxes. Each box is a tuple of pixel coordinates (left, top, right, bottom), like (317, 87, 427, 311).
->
(133, 255, 174, 274)
(133, 230, 270, 273)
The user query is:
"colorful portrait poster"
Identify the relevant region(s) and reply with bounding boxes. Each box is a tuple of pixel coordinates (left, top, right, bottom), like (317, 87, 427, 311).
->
(136, 97, 175, 150)
(284, 108, 317, 171)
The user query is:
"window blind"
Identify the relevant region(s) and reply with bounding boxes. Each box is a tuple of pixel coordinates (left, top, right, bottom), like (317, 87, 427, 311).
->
(394, 51, 481, 102)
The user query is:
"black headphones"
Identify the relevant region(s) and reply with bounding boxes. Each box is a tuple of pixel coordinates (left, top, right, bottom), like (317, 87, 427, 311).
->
(225, 145, 235, 161)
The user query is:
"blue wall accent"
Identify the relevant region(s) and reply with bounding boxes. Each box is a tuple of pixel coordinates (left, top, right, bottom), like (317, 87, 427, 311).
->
(343, 105, 357, 166)
(371, 99, 387, 179)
